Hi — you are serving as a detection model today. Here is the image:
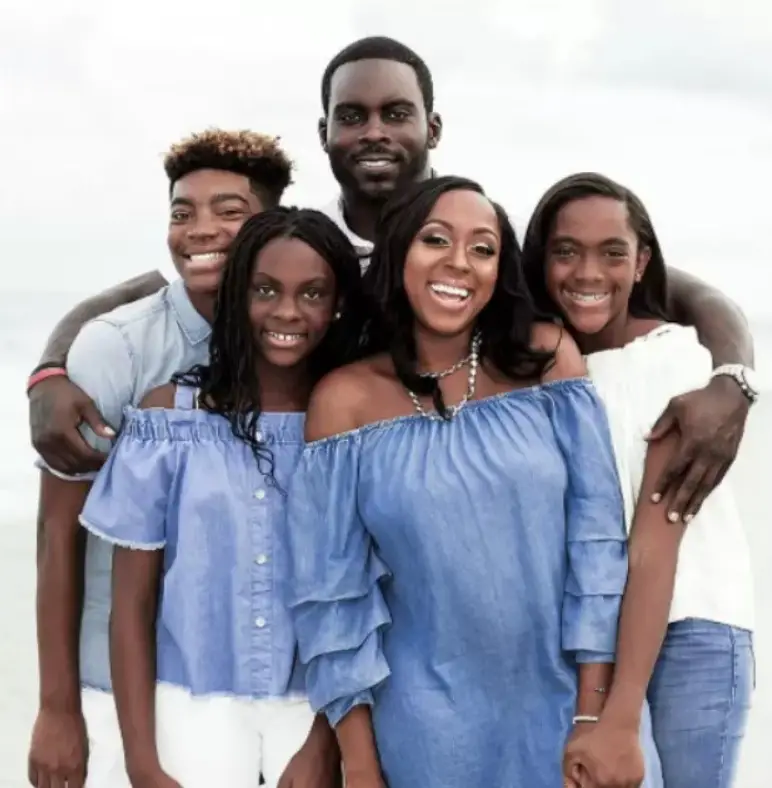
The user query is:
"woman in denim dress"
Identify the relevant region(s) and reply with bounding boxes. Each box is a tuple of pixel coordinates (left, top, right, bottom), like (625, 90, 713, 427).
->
(283, 176, 663, 788)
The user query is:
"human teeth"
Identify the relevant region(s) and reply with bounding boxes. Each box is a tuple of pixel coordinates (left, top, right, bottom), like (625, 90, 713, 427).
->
(266, 331, 304, 343)
(565, 291, 609, 303)
(358, 159, 392, 170)
(189, 253, 225, 263)
(430, 283, 470, 299)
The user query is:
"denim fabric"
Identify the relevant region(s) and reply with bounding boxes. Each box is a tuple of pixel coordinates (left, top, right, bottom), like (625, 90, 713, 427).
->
(286, 378, 661, 787)
(80, 389, 307, 699)
(36, 280, 211, 692)
(648, 618, 754, 788)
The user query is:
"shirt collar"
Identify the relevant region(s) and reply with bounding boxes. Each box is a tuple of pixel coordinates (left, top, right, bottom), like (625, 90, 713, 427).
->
(167, 278, 212, 346)
(321, 171, 439, 269)
(320, 197, 373, 262)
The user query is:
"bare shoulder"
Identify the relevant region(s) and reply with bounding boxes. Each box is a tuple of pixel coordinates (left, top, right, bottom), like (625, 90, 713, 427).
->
(306, 358, 381, 442)
(530, 321, 588, 382)
(138, 383, 176, 410)
(530, 320, 564, 354)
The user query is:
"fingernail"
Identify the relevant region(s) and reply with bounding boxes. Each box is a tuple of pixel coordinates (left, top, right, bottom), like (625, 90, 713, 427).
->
(650, 492, 662, 503)
(668, 511, 680, 523)
(104, 426, 116, 437)
(684, 513, 694, 524)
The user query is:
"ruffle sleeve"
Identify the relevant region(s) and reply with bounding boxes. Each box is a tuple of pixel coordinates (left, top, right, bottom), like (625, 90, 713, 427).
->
(79, 407, 179, 550)
(285, 433, 391, 726)
(546, 379, 629, 664)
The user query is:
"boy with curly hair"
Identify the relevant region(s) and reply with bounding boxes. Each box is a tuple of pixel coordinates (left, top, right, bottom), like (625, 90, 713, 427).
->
(28, 130, 337, 788)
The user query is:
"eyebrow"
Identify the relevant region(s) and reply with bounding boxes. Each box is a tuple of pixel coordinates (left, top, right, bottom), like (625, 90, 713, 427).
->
(551, 234, 630, 245)
(427, 218, 499, 237)
(252, 273, 331, 286)
(170, 193, 250, 208)
(334, 98, 417, 112)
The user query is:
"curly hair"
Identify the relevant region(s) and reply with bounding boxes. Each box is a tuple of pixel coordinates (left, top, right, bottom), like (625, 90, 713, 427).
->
(363, 175, 554, 418)
(164, 128, 294, 208)
(175, 206, 369, 488)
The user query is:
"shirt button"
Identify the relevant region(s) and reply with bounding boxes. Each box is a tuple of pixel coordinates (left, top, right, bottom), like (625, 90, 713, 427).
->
(255, 617, 266, 628)
(255, 554, 268, 565)
(256, 431, 263, 442)
(254, 489, 266, 500)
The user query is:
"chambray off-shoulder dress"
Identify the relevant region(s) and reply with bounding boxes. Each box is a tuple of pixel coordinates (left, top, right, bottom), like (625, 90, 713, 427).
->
(286, 378, 662, 787)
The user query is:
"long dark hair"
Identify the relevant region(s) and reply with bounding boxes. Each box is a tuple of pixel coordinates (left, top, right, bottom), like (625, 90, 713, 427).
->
(175, 206, 368, 481)
(521, 172, 669, 322)
(363, 175, 554, 418)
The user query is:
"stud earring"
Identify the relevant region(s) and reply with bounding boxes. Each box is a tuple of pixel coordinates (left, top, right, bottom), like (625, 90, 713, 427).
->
(333, 311, 341, 321)
(634, 271, 642, 282)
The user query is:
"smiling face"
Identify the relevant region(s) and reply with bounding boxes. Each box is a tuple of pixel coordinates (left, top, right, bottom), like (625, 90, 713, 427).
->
(167, 168, 263, 292)
(402, 189, 500, 338)
(248, 236, 338, 368)
(322, 59, 440, 201)
(544, 195, 650, 339)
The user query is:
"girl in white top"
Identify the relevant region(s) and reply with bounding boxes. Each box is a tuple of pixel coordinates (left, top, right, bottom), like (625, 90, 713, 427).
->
(522, 172, 755, 788)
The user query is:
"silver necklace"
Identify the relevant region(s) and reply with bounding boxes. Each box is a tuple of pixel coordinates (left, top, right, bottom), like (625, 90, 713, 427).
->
(417, 348, 474, 380)
(407, 333, 481, 420)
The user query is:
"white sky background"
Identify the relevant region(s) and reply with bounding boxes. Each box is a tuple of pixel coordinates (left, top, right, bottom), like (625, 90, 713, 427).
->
(3, 0, 772, 320)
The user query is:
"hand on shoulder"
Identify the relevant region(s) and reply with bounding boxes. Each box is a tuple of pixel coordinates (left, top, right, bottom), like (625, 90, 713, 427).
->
(306, 360, 375, 442)
(530, 321, 588, 382)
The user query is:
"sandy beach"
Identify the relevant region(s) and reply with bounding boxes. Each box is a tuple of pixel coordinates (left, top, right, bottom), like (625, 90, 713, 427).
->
(1, 400, 769, 787)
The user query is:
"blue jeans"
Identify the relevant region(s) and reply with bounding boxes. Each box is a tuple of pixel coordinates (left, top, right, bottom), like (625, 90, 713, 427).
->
(647, 618, 754, 788)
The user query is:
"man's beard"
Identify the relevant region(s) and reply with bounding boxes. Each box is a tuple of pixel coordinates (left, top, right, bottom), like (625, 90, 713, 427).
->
(328, 145, 431, 203)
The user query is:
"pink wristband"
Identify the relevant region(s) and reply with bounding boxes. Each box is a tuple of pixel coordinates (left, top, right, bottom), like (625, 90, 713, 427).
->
(27, 366, 67, 394)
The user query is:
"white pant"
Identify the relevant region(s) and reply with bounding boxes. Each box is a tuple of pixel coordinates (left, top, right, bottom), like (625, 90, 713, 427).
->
(82, 685, 316, 788)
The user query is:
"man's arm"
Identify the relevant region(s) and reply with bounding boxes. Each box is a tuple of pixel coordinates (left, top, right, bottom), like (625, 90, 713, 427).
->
(31, 317, 137, 476)
(667, 266, 754, 367)
(648, 267, 756, 518)
(38, 271, 166, 369)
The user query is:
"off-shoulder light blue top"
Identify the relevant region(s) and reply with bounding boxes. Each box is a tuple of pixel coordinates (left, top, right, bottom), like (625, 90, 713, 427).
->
(285, 378, 656, 786)
(80, 386, 306, 699)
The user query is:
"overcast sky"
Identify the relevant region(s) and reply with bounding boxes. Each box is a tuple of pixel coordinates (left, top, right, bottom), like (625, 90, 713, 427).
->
(3, 0, 772, 319)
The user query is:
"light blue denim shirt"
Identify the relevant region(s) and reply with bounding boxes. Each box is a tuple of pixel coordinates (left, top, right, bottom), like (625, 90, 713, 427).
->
(37, 279, 211, 692)
(80, 386, 306, 698)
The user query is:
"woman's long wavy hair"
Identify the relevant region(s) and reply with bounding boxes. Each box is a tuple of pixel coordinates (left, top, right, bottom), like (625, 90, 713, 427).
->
(175, 206, 369, 484)
(362, 175, 555, 418)
(521, 172, 669, 324)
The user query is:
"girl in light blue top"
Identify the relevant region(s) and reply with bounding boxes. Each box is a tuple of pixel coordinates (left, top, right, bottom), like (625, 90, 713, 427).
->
(283, 176, 663, 788)
(79, 208, 368, 788)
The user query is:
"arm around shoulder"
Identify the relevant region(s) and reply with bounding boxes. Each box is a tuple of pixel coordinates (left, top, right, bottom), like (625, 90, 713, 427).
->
(38, 272, 166, 368)
(66, 319, 135, 441)
(30, 318, 135, 476)
(305, 364, 371, 442)
(667, 266, 753, 367)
